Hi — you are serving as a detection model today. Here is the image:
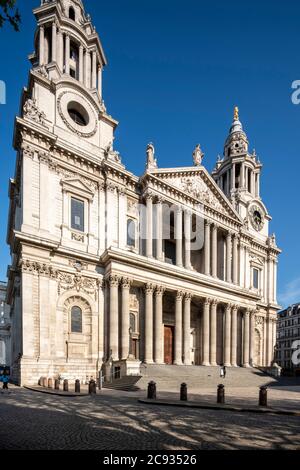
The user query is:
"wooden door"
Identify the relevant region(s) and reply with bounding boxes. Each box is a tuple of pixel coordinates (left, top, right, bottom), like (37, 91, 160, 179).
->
(164, 326, 174, 364)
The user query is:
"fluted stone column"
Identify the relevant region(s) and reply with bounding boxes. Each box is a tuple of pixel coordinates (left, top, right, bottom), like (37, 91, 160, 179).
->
(109, 275, 120, 361)
(79, 45, 84, 83)
(174, 291, 184, 365)
(144, 283, 154, 364)
(98, 66, 102, 98)
(146, 194, 153, 258)
(243, 311, 250, 367)
(202, 298, 211, 366)
(156, 198, 163, 261)
(39, 26, 45, 66)
(57, 30, 64, 71)
(175, 207, 183, 267)
(231, 305, 238, 367)
(121, 278, 131, 360)
(226, 232, 232, 283)
(204, 221, 211, 276)
(183, 293, 192, 365)
(92, 50, 97, 89)
(154, 286, 164, 364)
(65, 34, 70, 75)
(224, 304, 232, 366)
(52, 22, 57, 63)
(210, 299, 218, 366)
(232, 234, 239, 285)
(85, 49, 91, 88)
(212, 224, 218, 278)
(249, 310, 256, 366)
(184, 211, 192, 270)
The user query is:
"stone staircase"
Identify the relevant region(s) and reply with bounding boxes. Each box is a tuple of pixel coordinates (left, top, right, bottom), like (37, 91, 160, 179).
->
(102, 375, 142, 392)
(102, 365, 278, 392)
(137, 364, 278, 391)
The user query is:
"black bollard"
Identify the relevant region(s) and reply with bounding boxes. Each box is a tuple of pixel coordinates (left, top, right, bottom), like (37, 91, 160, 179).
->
(63, 379, 69, 392)
(75, 379, 81, 394)
(217, 384, 225, 404)
(89, 379, 97, 395)
(54, 379, 60, 391)
(147, 381, 157, 400)
(180, 383, 188, 401)
(259, 386, 268, 407)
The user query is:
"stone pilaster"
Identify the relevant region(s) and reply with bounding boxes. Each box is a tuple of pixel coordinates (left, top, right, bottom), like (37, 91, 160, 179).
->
(211, 224, 218, 278)
(155, 198, 163, 261)
(183, 293, 192, 365)
(226, 232, 232, 283)
(144, 283, 154, 364)
(175, 206, 183, 267)
(231, 304, 238, 366)
(243, 311, 250, 367)
(146, 194, 153, 258)
(121, 277, 131, 360)
(249, 310, 256, 366)
(108, 274, 120, 361)
(210, 299, 218, 366)
(52, 22, 57, 62)
(184, 210, 192, 270)
(65, 34, 70, 75)
(39, 25, 45, 66)
(202, 298, 211, 366)
(174, 291, 184, 365)
(232, 234, 239, 285)
(154, 286, 164, 364)
(224, 304, 232, 366)
(79, 45, 84, 83)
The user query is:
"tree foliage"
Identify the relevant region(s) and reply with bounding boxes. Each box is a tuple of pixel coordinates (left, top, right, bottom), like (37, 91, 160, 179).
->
(0, 0, 20, 31)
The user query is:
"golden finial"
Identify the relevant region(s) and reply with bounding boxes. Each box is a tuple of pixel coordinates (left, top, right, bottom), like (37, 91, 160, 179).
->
(234, 106, 239, 121)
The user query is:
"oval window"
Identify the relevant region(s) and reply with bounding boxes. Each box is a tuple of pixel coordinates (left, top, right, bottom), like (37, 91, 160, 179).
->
(67, 101, 89, 127)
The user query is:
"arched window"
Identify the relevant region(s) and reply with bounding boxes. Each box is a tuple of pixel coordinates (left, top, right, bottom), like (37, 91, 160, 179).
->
(127, 218, 136, 247)
(69, 6, 76, 21)
(71, 306, 82, 333)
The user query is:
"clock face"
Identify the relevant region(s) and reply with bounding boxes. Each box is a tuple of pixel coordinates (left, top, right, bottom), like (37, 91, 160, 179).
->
(249, 205, 265, 231)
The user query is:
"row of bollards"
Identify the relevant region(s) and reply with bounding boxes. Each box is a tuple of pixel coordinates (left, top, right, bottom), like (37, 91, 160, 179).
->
(148, 381, 268, 407)
(39, 377, 97, 395)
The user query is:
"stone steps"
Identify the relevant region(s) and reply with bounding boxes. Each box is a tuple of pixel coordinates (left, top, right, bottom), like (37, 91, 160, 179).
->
(102, 375, 142, 392)
(137, 364, 276, 391)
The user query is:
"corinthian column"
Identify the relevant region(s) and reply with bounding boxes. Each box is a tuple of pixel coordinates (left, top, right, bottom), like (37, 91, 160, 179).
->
(183, 293, 192, 365)
(65, 34, 70, 75)
(155, 198, 163, 261)
(210, 299, 218, 366)
(231, 305, 238, 367)
(121, 278, 131, 360)
(39, 25, 45, 66)
(211, 224, 218, 278)
(52, 22, 57, 62)
(226, 232, 232, 283)
(146, 194, 153, 258)
(204, 221, 211, 276)
(184, 210, 192, 270)
(224, 304, 232, 366)
(249, 310, 256, 366)
(232, 234, 239, 285)
(98, 65, 102, 98)
(108, 275, 120, 361)
(154, 286, 164, 364)
(79, 45, 84, 83)
(202, 298, 211, 366)
(175, 207, 183, 267)
(174, 291, 184, 365)
(92, 50, 97, 89)
(144, 283, 154, 363)
(243, 311, 250, 367)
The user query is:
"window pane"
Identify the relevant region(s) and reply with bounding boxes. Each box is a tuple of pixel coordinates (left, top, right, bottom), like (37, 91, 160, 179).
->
(71, 306, 82, 333)
(71, 198, 84, 232)
(253, 269, 259, 289)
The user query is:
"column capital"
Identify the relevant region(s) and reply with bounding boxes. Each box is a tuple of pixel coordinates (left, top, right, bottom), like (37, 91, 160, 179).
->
(108, 274, 120, 287)
(145, 192, 154, 202)
(204, 297, 212, 306)
(225, 303, 233, 312)
(144, 283, 155, 295)
(155, 285, 165, 297)
(176, 290, 185, 301)
(175, 204, 183, 214)
(211, 298, 218, 307)
(184, 292, 192, 302)
(121, 277, 132, 289)
(212, 223, 218, 231)
(232, 304, 239, 312)
(244, 310, 251, 318)
(205, 220, 212, 227)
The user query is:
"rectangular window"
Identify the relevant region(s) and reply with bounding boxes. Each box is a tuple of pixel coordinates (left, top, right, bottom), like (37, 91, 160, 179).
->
(253, 268, 259, 290)
(71, 198, 84, 232)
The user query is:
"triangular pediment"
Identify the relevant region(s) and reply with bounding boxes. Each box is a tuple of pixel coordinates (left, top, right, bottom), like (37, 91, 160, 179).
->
(149, 166, 242, 222)
(61, 178, 95, 199)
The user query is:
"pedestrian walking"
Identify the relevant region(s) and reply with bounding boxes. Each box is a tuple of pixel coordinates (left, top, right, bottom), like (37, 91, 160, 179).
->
(2, 372, 10, 391)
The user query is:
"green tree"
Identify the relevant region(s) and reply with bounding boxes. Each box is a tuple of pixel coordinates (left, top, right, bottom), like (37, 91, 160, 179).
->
(0, 0, 20, 31)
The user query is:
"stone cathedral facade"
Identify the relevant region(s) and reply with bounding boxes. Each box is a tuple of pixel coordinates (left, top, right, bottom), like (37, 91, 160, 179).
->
(6, 0, 281, 385)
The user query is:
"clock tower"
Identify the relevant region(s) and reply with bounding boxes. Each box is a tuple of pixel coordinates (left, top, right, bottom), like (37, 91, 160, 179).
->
(212, 108, 271, 242)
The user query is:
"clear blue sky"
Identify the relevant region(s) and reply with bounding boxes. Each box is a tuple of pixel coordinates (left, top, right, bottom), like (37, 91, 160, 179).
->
(0, 0, 299, 307)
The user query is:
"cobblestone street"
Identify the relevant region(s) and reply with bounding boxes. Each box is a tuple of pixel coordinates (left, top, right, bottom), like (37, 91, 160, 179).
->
(0, 387, 299, 450)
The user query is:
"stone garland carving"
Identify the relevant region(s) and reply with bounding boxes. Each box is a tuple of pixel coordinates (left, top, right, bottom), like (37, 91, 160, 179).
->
(23, 98, 46, 126)
(21, 260, 57, 279)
